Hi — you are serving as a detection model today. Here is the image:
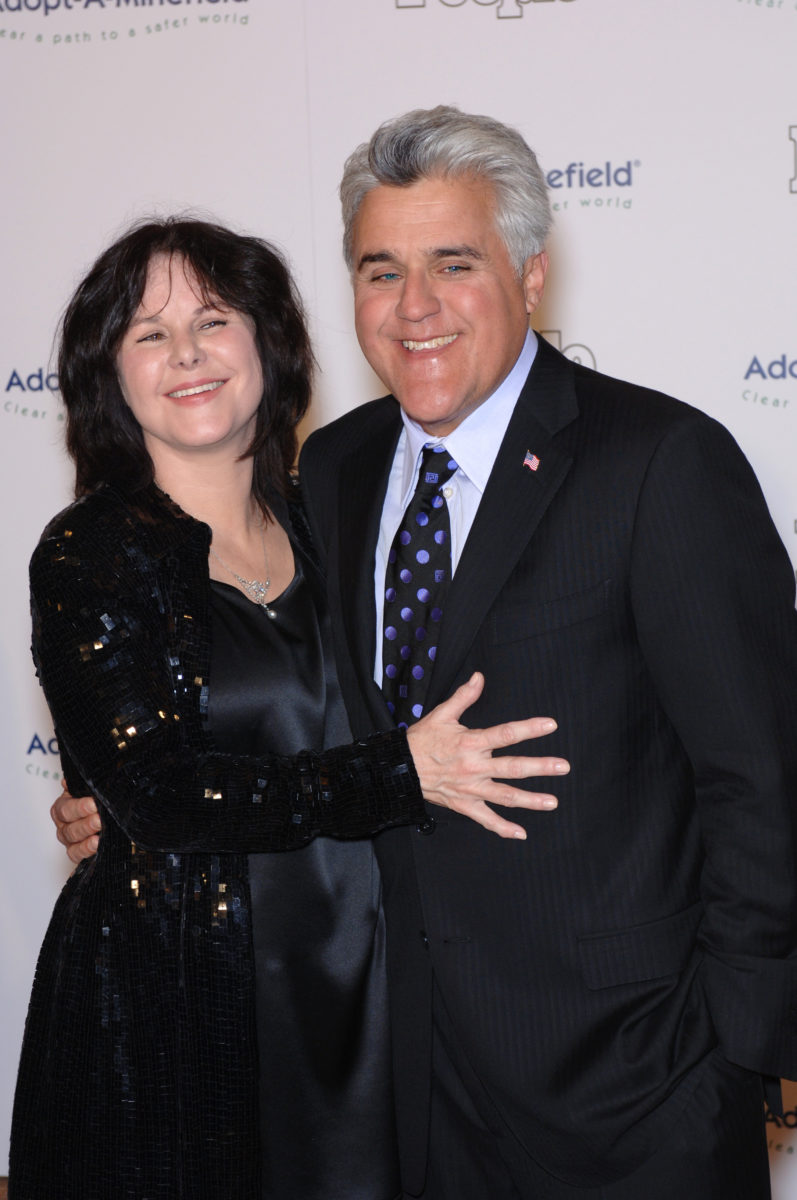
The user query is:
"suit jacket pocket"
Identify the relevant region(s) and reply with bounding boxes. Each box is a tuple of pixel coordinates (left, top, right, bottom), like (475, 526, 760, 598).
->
(577, 902, 702, 990)
(489, 578, 612, 644)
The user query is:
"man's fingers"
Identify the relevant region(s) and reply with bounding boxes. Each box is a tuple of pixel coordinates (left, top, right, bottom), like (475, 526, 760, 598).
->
(67, 835, 99, 865)
(51, 793, 98, 827)
(51, 799, 67, 834)
(51, 799, 102, 844)
(59, 813, 102, 845)
(50, 788, 101, 864)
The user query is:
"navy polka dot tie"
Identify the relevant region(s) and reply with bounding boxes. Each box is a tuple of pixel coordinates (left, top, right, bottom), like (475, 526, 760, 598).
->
(382, 443, 459, 728)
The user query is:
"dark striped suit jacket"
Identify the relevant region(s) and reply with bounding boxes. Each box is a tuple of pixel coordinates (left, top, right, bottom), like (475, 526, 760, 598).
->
(300, 336, 797, 1190)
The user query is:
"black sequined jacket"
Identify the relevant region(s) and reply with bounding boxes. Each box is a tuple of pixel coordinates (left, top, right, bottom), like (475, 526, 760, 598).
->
(10, 482, 422, 1200)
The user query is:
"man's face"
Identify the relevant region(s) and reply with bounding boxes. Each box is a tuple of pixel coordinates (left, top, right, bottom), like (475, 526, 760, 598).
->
(351, 174, 547, 435)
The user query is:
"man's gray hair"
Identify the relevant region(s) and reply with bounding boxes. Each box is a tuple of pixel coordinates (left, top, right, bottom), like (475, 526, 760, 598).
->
(340, 105, 552, 275)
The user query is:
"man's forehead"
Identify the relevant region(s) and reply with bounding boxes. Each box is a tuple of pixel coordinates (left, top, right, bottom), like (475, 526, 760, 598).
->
(352, 177, 501, 259)
(356, 175, 495, 214)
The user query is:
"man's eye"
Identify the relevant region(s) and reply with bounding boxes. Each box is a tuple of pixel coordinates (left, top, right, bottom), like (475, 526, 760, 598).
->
(442, 264, 468, 274)
(373, 272, 400, 283)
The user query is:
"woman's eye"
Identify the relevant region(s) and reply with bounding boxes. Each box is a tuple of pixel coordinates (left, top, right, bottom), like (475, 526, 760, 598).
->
(201, 318, 228, 330)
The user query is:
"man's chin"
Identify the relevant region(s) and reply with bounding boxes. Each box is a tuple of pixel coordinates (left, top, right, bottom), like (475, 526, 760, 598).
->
(395, 391, 481, 437)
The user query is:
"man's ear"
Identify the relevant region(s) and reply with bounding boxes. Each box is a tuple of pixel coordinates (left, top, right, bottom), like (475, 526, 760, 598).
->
(522, 251, 548, 315)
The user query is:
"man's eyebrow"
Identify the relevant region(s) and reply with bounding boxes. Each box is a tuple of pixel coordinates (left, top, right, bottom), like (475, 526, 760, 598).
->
(356, 251, 396, 271)
(430, 245, 484, 261)
(356, 245, 485, 272)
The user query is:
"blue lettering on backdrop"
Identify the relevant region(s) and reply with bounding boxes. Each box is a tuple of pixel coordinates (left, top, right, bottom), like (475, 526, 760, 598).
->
(547, 162, 634, 189)
(744, 356, 797, 380)
(745, 357, 767, 379)
(5, 369, 59, 392)
(27, 733, 59, 756)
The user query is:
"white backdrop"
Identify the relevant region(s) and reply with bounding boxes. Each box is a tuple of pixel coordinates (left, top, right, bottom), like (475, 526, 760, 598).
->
(2, 0, 796, 1183)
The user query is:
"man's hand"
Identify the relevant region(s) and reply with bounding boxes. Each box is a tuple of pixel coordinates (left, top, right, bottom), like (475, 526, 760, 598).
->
(407, 672, 569, 840)
(51, 782, 101, 864)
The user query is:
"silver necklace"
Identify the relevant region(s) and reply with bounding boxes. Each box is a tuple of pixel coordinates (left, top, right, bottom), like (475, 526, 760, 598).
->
(210, 522, 277, 619)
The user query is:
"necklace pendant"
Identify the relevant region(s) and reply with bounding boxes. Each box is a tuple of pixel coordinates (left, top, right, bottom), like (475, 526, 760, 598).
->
(244, 578, 277, 618)
(245, 579, 269, 605)
(210, 527, 274, 615)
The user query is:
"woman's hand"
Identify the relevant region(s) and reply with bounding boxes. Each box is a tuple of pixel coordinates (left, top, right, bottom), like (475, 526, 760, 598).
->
(52, 671, 568, 856)
(406, 672, 569, 840)
(51, 782, 101, 864)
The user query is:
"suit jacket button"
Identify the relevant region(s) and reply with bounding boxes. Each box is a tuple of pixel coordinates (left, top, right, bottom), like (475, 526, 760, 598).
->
(420, 930, 429, 947)
(416, 815, 436, 835)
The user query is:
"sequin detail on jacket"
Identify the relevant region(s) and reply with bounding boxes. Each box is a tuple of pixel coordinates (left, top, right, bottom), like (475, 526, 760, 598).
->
(9, 483, 422, 1200)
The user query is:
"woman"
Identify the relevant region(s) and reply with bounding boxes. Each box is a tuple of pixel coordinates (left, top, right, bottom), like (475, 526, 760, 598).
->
(10, 218, 563, 1200)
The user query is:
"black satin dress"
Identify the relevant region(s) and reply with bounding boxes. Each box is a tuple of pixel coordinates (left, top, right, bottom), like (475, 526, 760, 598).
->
(208, 546, 399, 1199)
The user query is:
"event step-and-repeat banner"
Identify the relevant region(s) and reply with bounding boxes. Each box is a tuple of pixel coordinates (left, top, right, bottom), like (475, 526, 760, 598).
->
(2, 0, 796, 1184)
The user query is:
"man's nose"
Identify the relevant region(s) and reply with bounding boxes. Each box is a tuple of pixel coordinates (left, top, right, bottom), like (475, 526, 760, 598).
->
(395, 271, 441, 323)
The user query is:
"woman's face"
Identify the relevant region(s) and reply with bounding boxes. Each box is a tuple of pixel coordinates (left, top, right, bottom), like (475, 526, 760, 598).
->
(116, 254, 264, 472)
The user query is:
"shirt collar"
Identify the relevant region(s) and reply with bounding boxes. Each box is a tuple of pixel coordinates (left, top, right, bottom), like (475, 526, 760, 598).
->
(398, 329, 538, 500)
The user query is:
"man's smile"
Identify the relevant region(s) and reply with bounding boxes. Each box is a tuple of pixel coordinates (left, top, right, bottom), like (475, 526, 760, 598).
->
(401, 335, 459, 352)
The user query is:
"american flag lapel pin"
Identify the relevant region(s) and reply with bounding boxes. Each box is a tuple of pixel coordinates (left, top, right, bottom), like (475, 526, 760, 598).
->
(523, 450, 541, 472)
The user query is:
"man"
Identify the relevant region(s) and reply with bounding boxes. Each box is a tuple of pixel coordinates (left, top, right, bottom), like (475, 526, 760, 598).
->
(56, 107, 797, 1197)
(298, 106, 797, 1197)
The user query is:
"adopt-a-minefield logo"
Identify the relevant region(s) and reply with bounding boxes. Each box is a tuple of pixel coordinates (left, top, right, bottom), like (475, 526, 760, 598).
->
(545, 159, 639, 213)
(396, 0, 575, 18)
(741, 352, 794, 414)
(26, 730, 61, 781)
(0, 0, 249, 44)
(3, 365, 64, 425)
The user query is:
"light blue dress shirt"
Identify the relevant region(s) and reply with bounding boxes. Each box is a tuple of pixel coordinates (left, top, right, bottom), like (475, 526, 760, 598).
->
(373, 330, 538, 683)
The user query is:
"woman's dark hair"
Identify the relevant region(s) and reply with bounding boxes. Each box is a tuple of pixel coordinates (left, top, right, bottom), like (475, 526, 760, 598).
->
(59, 217, 313, 502)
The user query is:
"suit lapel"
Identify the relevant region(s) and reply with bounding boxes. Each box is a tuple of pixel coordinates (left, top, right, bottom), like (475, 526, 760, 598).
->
(336, 405, 402, 725)
(426, 339, 579, 708)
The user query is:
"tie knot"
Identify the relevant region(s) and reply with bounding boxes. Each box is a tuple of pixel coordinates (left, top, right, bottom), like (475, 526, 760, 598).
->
(416, 443, 458, 497)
